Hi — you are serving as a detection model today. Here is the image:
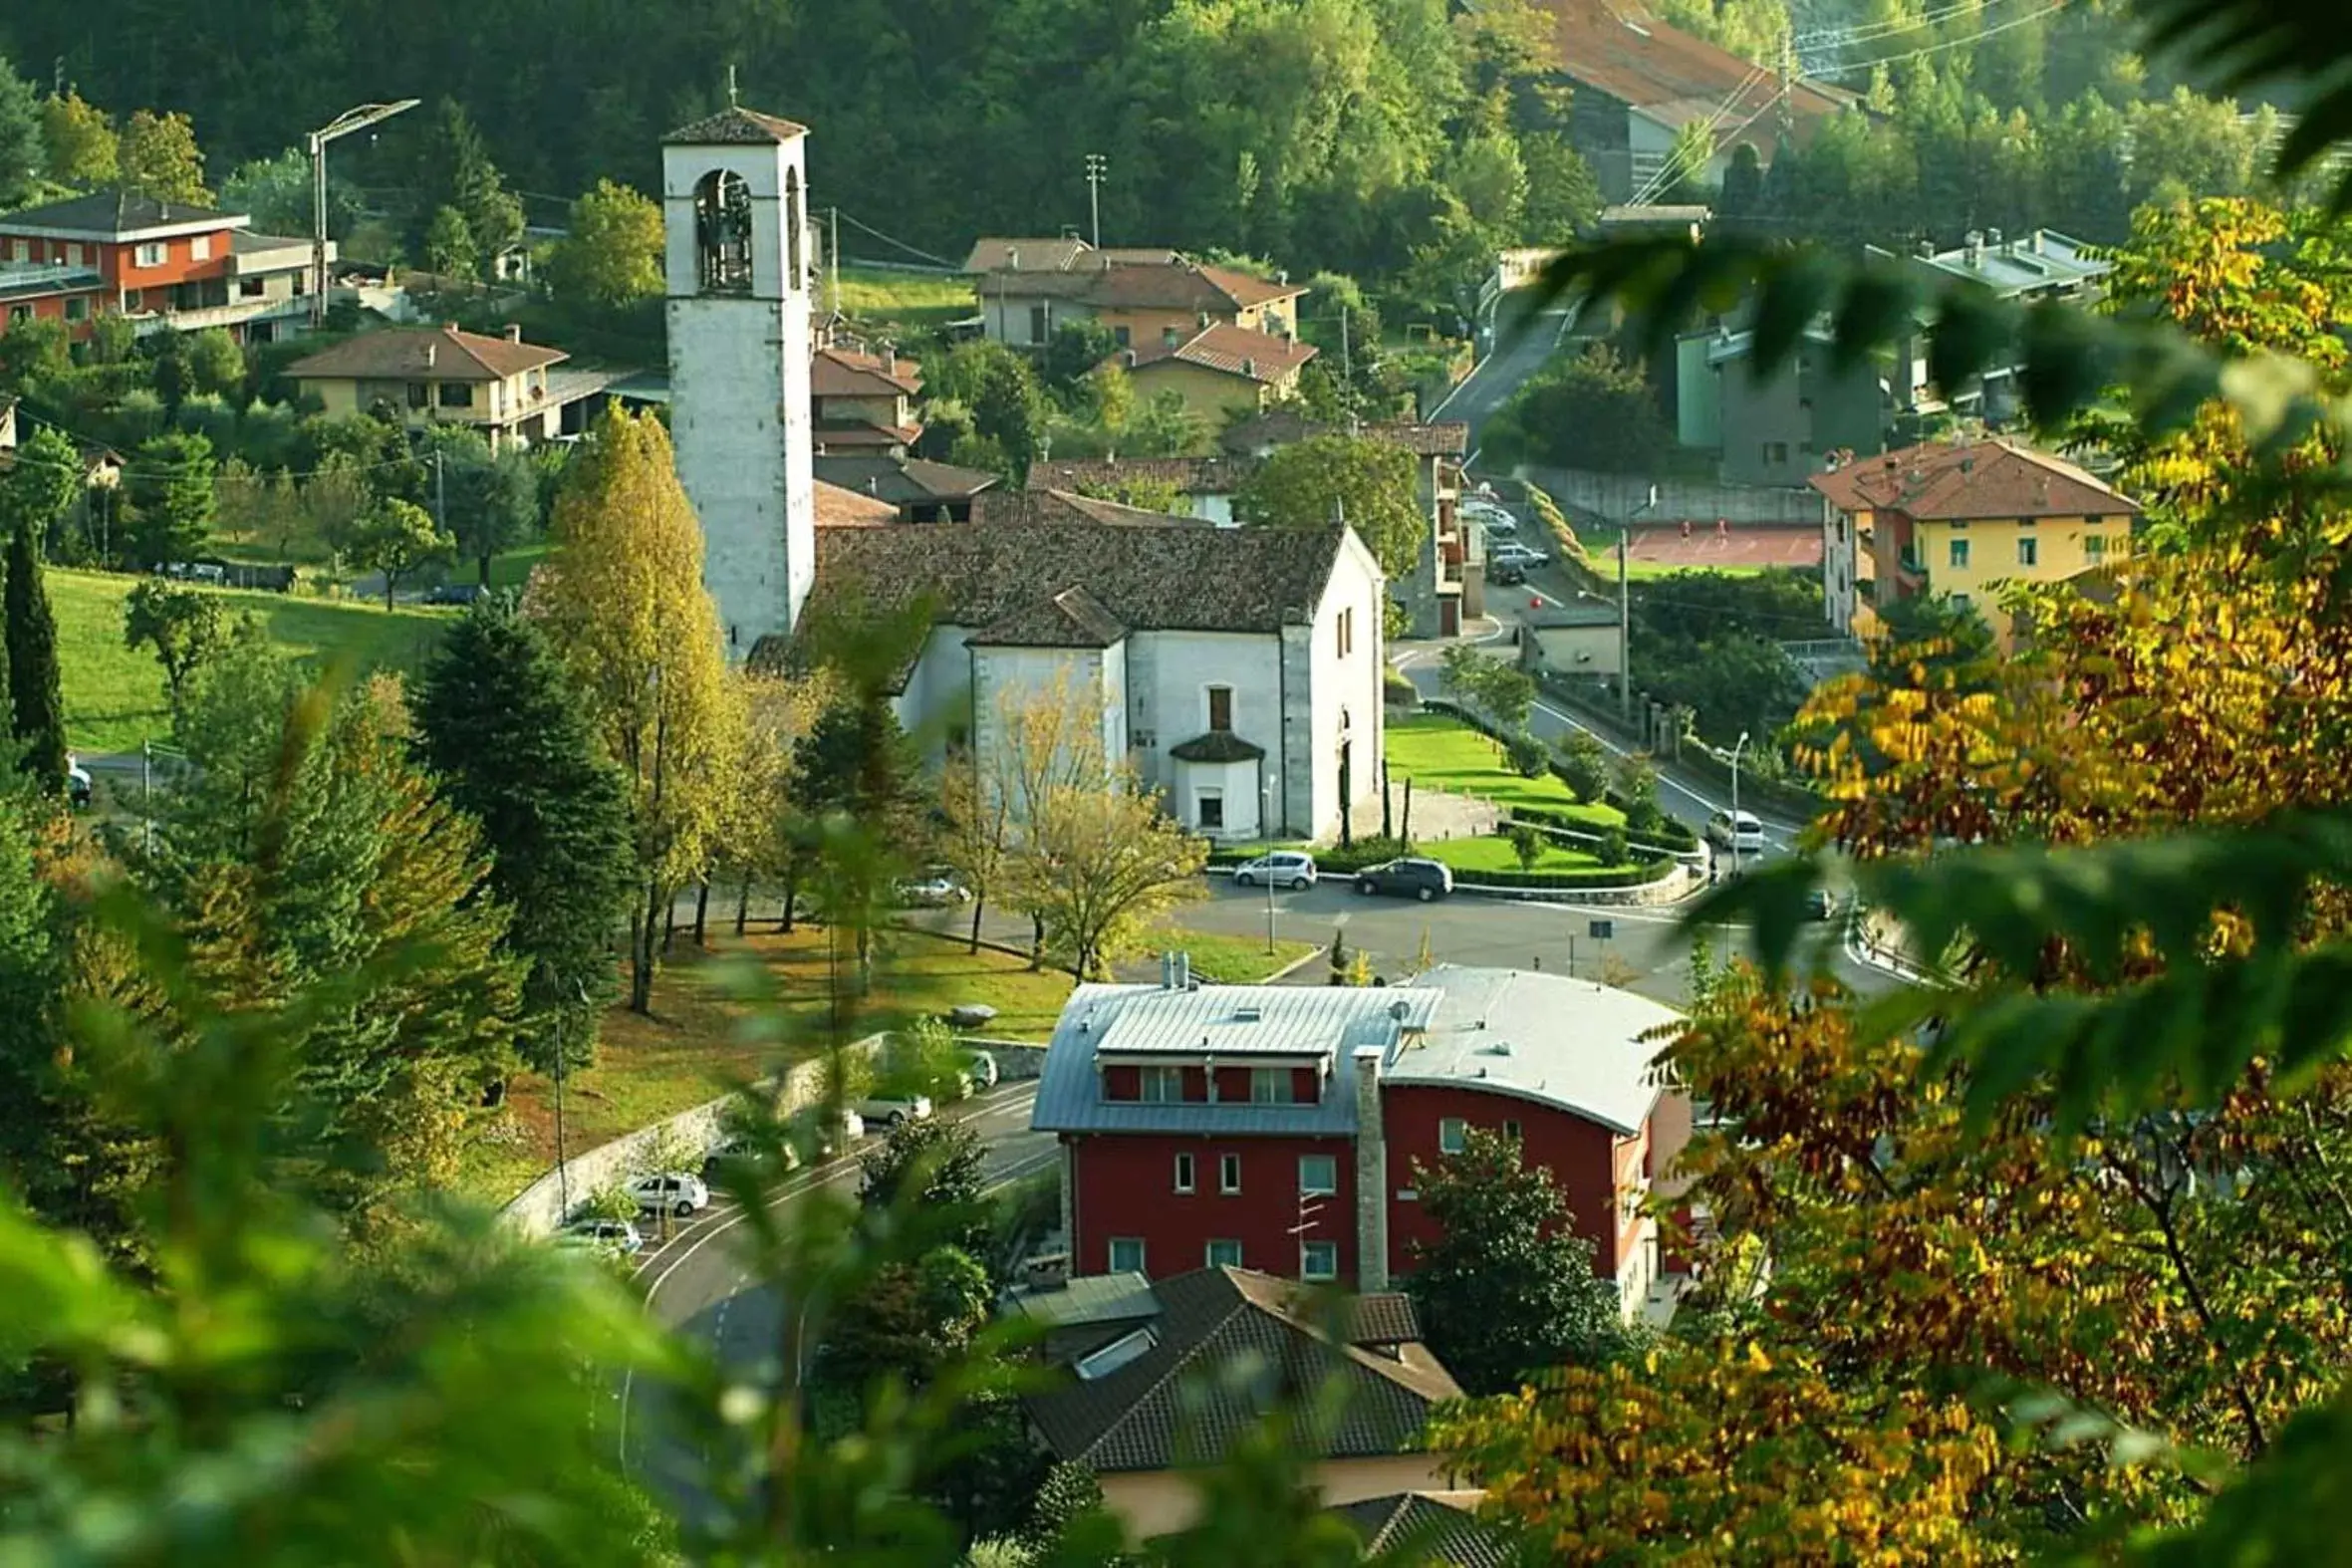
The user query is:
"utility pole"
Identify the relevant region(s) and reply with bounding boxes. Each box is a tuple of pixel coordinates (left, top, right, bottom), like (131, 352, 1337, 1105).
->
(828, 206, 842, 326)
(1340, 306, 1358, 434)
(1618, 529, 1632, 724)
(306, 100, 420, 329)
(431, 446, 446, 539)
(1085, 153, 1108, 249)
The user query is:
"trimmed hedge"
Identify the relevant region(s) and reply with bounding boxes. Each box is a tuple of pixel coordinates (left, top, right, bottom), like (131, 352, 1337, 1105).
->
(1417, 697, 1698, 849)
(1514, 803, 1696, 855)
(1449, 859, 1681, 892)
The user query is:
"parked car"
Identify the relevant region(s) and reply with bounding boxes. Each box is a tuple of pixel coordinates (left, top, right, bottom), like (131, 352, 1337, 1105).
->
(793, 1106, 866, 1156)
(854, 1092, 934, 1130)
(1804, 887, 1841, 921)
(1487, 559, 1526, 587)
(1231, 850, 1317, 890)
(894, 870, 971, 907)
(560, 1218, 645, 1257)
(66, 755, 93, 809)
(424, 582, 485, 606)
(629, 1172, 710, 1216)
(1705, 809, 1767, 855)
(1489, 541, 1550, 569)
(961, 1049, 1000, 1092)
(1355, 857, 1454, 902)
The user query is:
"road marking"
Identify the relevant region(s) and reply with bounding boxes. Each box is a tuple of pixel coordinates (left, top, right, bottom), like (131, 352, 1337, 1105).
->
(1528, 696, 1796, 851)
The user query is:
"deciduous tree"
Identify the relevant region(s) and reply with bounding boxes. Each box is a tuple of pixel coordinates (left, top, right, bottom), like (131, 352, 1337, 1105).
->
(1015, 771, 1205, 980)
(1234, 432, 1425, 580)
(531, 409, 739, 1013)
(346, 497, 452, 609)
(37, 89, 115, 187)
(118, 108, 210, 204)
(122, 580, 225, 712)
(545, 179, 663, 310)
(0, 57, 39, 207)
(1406, 1128, 1631, 1396)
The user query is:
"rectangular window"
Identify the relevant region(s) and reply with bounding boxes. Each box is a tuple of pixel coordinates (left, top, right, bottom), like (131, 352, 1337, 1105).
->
(2016, 536, 2038, 567)
(6, 305, 27, 324)
(406, 383, 429, 409)
(1206, 1239, 1242, 1268)
(11, 239, 29, 262)
(124, 289, 142, 311)
(66, 243, 83, 267)
(1219, 1153, 1241, 1194)
(2085, 535, 2107, 563)
(1250, 1067, 1292, 1105)
(1108, 1237, 1146, 1274)
(1503, 1119, 1522, 1142)
(1141, 1066, 1180, 1103)
(1301, 1241, 1338, 1281)
(1948, 539, 1970, 569)
(1028, 304, 1048, 343)
(1207, 685, 1232, 731)
(1438, 1118, 1467, 1156)
(1298, 1155, 1337, 1195)
(189, 234, 211, 261)
(438, 382, 475, 408)
(1762, 441, 1789, 466)
(1174, 1152, 1195, 1193)
(1163, 325, 1181, 347)
(238, 276, 265, 298)
(1336, 607, 1352, 658)
(1113, 325, 1132, 348)
(133, 241, 166, 268)
(64, 297, 88, 322)
(1196, 792, 1223, 830)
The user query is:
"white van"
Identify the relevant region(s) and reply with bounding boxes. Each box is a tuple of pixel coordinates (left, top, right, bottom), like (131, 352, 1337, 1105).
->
(1706, 809, 1767, 855)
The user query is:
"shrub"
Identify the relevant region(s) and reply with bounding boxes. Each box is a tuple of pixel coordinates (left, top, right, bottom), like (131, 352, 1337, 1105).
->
(1507, 823, 1546, 871)
(1506, 730, 1548, 778)
(1556, 729, 1610, 802)
(1600, 827, 1629, 868)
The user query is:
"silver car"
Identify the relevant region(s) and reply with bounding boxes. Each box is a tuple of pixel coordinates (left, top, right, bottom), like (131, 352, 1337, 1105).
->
(1232, 850, 1317, 890)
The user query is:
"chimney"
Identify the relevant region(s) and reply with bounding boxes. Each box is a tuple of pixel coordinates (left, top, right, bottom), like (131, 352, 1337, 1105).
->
(504, 324, 523, 343)
(1161, 952, 1176, 989)
(1123, 349, 1137, 369)
(1353, 1044, 1391, 1290)
(2031, 230, 2046, 256)
(866, 476, 879, 496)
(1964, 229, 1984, 267)
(1915, 238, 1936, 260)
(424, 343, 436, 369)
(1007, 245, 1020, 271)
(1175, 952, 1192, 990)
(1023, 1252, 1072, 1292)
(1988, 227, 2003, 251)
(1241, 358, 1256, 380)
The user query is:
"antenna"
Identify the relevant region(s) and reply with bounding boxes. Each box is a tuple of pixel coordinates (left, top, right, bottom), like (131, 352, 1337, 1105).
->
(1084, 152, 1109, 250)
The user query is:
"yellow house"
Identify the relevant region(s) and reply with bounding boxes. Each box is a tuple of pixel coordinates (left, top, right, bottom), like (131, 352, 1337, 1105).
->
(287, 323, 587, 449)
(964, 237, 1306, 351)
(1118, 321, 1319, 423)
(1811, 437, 2141, 644)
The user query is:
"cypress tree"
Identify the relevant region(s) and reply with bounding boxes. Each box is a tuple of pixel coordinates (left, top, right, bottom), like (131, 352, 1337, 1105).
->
(413, 595, 636, 1070)
(4, 524, 67, 792)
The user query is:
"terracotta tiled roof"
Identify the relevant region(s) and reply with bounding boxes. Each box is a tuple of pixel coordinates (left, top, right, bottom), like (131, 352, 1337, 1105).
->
(288, 323, 566, 383)
(1025, 455, 1260, 495)
(1079, 260, 1306, 314)
(966, 584, 1129, 649)
(812, 419, 924, 452)
(811, 344, 921, 398)
(813, 479, 900, 528)
(1541, 0, 1852, 150)
(963, 237, 1186, 274)
(972, 489, 1208, 528)
(1123, 322, 1317, 384)
(1023, 1267, 1462, 1474)
(1809, 438, 2139, 521)
(662, 106, 808, 143)
(1221, 412, 1470, 457)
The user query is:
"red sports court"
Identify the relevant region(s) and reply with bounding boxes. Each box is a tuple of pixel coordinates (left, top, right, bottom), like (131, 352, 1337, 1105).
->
(1621, 520, 1822, 570)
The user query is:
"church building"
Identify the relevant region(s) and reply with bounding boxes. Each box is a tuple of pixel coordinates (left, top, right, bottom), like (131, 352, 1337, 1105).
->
(659, 103, 1387, 843)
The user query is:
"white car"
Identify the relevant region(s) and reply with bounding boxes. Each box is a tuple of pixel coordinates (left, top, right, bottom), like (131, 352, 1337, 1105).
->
(560, 1218, 645, 1257)
(854, 1093, 933, 1130)
(1490, 541, 1549, 568)
(1474, 513, 1520, 538)
(629, 1172, 710, 1216)
(894, 871, 971, 907)
(1231, 851, 1317, 890)
(1706, 809, 1767, 854)
(67, 756, 93, 808)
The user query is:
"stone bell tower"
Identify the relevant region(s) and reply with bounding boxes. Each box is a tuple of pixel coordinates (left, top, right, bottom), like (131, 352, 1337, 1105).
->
(660, 94, 818, 657)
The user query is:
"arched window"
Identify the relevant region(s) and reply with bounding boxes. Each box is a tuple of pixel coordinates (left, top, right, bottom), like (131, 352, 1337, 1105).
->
(694, 170, 753, 293)
(785, 167, 804, 291)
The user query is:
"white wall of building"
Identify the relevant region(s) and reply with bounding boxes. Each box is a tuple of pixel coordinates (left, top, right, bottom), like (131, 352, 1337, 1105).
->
(1307, 534, 1387, 840)
(661, 131, 817, 657)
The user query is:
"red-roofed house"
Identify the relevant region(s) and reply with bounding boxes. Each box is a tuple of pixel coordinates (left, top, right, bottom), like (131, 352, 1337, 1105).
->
(1115, 321, 1319, 422)
(810, 342, 924, 455)
(1811, 437, 2141, 641)
(1541, 0, 1857, 203)
(287, 323, 593, 449)
(966, 237, 1307, 352)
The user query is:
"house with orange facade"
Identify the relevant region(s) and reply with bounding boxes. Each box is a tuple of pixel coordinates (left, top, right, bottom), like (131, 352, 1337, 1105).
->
(1812, 436, 2142, 643)
(0, 190, 331, 344)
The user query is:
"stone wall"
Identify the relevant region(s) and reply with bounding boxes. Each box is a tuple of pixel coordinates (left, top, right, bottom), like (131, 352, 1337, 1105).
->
(500, 1033, 885, 1239)
(1518, 464, 1824, 526)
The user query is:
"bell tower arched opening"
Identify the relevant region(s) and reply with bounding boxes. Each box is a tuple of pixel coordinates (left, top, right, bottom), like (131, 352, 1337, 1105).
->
(694, 169, 754, 293)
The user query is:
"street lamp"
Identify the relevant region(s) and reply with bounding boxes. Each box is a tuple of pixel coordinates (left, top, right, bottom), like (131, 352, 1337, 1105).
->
(307, 100, 419, 327)
(1729, 730, 1750, 880)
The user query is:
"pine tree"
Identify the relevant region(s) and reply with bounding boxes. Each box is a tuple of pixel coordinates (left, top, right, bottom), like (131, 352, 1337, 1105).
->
(413, 597, 636, 1072)
(4, 525, 66, 792)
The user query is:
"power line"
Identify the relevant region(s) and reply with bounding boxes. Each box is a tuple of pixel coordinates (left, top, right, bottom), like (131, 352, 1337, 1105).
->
(1812, 0, 2067, 74)
(830, 207, 961, 270)
(1792, 0, 2030, 49)
(1628, 65, 1770, 206)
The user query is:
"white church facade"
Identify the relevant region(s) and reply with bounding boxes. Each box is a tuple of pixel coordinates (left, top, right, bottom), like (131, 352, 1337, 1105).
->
(659, 104, 1387, 843)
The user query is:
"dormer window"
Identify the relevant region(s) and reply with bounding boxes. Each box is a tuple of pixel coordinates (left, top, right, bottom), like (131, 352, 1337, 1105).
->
(1249, 1067, 1293, 1104)
(1140, 1066, 1180, 1103)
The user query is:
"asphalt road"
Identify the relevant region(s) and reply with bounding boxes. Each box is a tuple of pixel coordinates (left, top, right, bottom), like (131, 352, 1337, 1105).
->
(617, 1083, 1056, 1488)
(1431, 301, 1574, 454)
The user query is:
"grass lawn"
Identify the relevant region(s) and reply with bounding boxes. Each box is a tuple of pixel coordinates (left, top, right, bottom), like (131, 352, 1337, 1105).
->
(1385, 712, 1622, 825)
(1623, 559, 1769, 581)
(460, 924, 1077, 1202)
(1151, 923, 1321, 983)
(834, 266, 975, 333)
(447, 543, 555, 590)
(1421, 836, 1604, 875)
(55, 569, 454, 753)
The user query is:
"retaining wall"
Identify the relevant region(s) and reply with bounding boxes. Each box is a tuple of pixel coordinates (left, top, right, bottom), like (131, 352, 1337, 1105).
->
(1518, 464, 1825, 526)
(499, 1033, 886, 1239)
